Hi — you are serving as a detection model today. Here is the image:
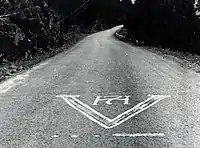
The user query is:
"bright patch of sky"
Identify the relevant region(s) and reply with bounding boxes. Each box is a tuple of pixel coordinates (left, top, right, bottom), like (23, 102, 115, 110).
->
(120, 0, 135, 4)
(131, 0, 135, 4)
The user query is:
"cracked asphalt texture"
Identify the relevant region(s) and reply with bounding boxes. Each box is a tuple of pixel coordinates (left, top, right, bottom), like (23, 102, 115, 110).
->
(0, 26, 200, 148)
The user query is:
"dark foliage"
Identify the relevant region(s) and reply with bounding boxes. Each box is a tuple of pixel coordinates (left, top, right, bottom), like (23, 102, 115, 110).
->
(0, 0, 64, 61)
(49, 0, 123, 30)
(0, 0, 124, 62)
(122, 0, 200, 53)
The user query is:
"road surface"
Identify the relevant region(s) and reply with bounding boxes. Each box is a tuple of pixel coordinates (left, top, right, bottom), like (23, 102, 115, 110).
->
(0, 26, 200, 148)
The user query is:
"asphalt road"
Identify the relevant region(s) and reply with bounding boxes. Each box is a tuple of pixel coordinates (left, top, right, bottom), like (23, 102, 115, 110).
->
(0, 26, 200, 148)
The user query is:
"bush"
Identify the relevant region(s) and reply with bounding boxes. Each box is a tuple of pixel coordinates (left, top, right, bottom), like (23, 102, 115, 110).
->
(0, 0, 63, 61)
(122, 0, 200, 54)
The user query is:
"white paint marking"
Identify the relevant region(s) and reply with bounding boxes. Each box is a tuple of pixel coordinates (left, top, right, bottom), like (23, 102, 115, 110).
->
(57, 95, 112, 129)
(113, 133, 166, 137)
(93, 95, 130, 105)
(0, 62, 48, 94)
(94, 134, 100, 137)
(71, 135, 79, 138)
(32, 62, 48, 70)
(51, 134, 60, 138)
(0, 73, 29, 94)
(57, 95, 171, 129)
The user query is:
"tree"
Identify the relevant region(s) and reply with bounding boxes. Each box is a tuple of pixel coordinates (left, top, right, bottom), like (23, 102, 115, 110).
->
(123, 0, 198, 50)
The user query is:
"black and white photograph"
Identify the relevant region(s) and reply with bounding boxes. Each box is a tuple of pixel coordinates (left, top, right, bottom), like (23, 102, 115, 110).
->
(0, 0, 200, 147)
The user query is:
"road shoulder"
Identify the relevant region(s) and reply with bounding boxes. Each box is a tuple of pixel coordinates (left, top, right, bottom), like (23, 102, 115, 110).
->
(114, 27, 200, 73)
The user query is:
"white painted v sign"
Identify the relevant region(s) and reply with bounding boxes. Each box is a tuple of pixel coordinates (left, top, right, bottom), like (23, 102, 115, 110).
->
(56, 95, 170, 129)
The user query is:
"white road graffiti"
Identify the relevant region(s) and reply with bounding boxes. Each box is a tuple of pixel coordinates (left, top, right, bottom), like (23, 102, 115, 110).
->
(93, 95, 130, 105)
(112, 133, 166, 137)
(56, 95, 171, 129)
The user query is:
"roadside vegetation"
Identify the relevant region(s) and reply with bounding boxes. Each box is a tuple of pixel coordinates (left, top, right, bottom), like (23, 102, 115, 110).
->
(2, 0, 200, 81)
(0, 0, 125, 82)
(116, 0, 200, 73)
(122, 0, 200, 54)
(0, 0, 90, 81)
